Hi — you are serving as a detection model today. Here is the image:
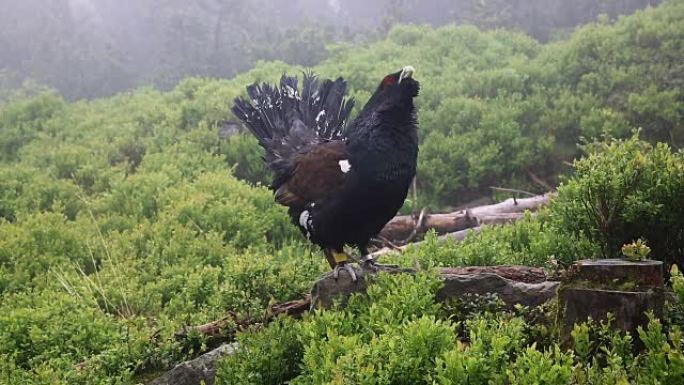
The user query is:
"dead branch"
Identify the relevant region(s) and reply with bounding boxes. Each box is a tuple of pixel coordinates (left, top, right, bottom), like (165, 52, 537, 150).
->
(527, 169, 554, 191)
(174, 311, 250, 341)
(490, 186, 536, 197)
(175, 296, 311, 341)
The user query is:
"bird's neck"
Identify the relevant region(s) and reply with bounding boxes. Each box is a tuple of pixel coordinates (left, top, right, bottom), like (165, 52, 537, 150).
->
(348, 109, 418, 182)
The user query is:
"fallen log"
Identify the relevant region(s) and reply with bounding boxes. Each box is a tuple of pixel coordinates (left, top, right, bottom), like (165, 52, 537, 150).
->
(378, 193, 552, 243)
(469, 193, 552, 216)
(440, 265, 548, 284)
(368, 226, 483, 260)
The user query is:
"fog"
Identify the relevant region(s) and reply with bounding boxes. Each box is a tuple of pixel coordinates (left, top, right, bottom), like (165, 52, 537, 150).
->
(0, 0, 660, 100)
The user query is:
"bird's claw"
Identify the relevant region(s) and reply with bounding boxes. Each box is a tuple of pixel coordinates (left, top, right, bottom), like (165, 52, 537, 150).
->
(333, 263, 357, 282)
(360, 255, 399, 271)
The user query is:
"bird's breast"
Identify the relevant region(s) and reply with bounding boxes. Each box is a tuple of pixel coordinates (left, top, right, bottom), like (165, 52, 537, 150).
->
(355, 144, 417, 182)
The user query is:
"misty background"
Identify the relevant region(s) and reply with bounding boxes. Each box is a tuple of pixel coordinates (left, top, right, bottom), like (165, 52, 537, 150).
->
(0, 0, 660, 100)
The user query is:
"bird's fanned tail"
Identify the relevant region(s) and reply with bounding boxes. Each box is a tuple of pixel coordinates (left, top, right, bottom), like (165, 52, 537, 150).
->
(231, 73, 355, 144)
(232, 73, 355, 190)
(299, 74, 355, 140)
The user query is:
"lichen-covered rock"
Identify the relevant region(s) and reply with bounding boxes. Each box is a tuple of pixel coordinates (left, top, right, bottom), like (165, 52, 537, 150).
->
(310, 265, 407, 309)
(310, 265, 558, 310)
(437, 273, 559, 308)
(147, 343, 237, 385)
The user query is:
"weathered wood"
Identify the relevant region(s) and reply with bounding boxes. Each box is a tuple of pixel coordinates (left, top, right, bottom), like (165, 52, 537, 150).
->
(439, 226, 482, 242)
(369, 193, 554, 260)
(175, 297, 311, 342)
(369, 226, 483, 260)
(378, 211, 477, 243)
(468, 193, 552, 217)
(441, 265, 548, 284)
(563, 259, 664, 290)
(175, 312, 249, 342)
(265, 296, 311, 319)
(378, 193, 552, 243)
(437, 273, 559, 310)
(560, 289, 663, 347)
(478, 213, 525, 225)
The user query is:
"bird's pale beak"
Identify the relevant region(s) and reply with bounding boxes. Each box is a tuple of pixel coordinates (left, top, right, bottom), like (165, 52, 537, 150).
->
(398, 65, 415, 84)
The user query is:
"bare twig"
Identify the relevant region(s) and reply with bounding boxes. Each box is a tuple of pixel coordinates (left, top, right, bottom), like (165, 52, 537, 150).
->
(526, 169, 554, 191)
(489, 186, 536, 197)
(403, 208, 427, 244)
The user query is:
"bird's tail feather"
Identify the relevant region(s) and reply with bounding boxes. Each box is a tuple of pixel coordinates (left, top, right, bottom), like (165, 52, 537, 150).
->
(299, 73, 355, 140)
(232, 72, 355, 150)
(232, 72, 354, 191)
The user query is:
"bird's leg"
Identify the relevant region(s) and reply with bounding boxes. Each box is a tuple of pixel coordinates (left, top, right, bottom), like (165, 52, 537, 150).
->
(325, 249, 357, 281)
(359, 245, 399, 270)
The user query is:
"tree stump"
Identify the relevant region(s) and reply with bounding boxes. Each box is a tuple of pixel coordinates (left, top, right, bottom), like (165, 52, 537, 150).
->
(558, 259, 664, 350)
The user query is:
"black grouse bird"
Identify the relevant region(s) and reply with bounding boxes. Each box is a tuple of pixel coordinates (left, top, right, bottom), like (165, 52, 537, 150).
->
(232, 66, 419, 280)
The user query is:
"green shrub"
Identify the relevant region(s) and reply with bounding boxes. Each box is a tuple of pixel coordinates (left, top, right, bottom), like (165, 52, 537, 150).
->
(294, 316, 456, 385)
(434, 313, 525, 384)
(391, 212, 598, 270)
(669, 266, 684, 328)
(570, 317, 634, 385)
(351, 272, 443, 334)
(0, 92, 64, 161)
(552, 136, 684, 272)
(635, 315, 684, 385)
(220, 133, 271, 186)
(507, 344, 575, 385)
(217, 317, 303, 385)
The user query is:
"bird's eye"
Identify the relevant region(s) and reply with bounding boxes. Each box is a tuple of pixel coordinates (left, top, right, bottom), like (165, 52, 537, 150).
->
(382, 75, 396, 86)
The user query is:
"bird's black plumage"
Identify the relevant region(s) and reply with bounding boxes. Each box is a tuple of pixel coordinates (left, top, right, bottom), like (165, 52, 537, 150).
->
(232, 67, 419, 273)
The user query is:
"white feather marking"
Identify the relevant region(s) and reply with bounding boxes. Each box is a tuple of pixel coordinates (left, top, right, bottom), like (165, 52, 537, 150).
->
(299, 210, 310, 229)
(285, 85, 297, 98)
(338, 159, 351, 173)
(315, 110, 326, 123)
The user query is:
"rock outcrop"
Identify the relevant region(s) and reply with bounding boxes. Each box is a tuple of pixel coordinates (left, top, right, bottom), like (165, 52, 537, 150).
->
(147, 343, 237, 385)
(310, 265, 559, 310)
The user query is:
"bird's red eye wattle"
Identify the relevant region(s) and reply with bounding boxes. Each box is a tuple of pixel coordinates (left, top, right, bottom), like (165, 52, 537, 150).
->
(382, 75, 396, 86)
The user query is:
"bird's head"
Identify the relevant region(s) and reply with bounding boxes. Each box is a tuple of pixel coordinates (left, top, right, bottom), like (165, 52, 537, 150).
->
(362, 66, 420, 115)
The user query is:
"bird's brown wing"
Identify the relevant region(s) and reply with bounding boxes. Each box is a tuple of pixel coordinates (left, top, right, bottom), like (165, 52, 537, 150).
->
(274, 140, 348, 207)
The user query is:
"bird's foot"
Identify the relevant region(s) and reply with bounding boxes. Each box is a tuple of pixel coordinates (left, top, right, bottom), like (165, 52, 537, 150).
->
(332, 263, 357, 282)
(360, 255, 399, 271)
